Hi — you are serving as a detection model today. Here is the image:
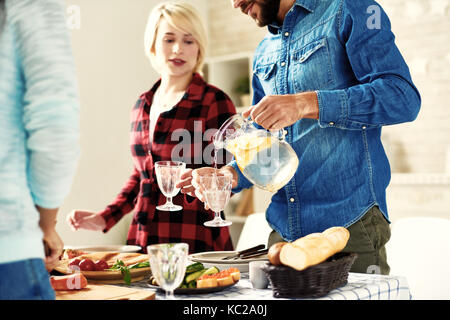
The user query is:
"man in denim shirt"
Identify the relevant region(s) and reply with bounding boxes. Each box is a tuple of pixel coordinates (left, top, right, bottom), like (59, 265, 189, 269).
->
(184, 0, 420, 275)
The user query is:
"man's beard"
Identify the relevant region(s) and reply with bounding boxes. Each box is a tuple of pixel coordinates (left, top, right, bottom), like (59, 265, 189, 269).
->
(255, 0, 281, 27)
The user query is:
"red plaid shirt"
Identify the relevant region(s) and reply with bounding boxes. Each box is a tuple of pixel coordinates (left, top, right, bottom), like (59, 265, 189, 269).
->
(99, 73, 236, 254)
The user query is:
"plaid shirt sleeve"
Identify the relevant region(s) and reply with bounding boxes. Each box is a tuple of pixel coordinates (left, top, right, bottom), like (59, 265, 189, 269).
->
(99, 167, 140, 232)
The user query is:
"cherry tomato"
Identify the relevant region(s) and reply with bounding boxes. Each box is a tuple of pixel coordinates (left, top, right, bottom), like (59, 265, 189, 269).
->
(78, 259, 95, 271)
(94, 259, 109, 271)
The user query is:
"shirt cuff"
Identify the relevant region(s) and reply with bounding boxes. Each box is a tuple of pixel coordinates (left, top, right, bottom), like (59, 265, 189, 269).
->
(98, 208, 118, 233)
(316, 89, 348, 129)
(228, 161, 253, 193)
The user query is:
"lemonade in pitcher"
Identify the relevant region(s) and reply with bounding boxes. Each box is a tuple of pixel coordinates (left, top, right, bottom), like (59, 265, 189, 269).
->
(213, 114, 299, 192)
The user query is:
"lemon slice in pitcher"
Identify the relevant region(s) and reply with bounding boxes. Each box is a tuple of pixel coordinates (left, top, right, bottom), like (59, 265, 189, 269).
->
(226, 134, 274, 172)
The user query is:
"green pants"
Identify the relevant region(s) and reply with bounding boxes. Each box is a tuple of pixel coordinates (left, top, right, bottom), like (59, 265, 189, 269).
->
(267, 206, 391, 275)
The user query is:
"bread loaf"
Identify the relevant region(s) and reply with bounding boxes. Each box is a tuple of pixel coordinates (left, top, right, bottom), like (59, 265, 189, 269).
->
(267, 242, 287, 265)
(278, 226, 350, 271)
(322, 226, 350, 254)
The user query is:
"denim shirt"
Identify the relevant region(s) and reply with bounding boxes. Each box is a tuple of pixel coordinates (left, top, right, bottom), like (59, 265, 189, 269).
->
(230, 0, 421, 241)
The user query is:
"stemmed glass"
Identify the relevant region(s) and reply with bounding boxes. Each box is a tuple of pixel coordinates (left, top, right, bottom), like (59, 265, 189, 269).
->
(200, 174, 233, 227)
(147, 243, 189, 299)
(155, 161, 186, 211)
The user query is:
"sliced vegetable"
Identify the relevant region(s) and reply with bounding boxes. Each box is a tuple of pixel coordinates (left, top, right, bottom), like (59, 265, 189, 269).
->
(185, 269, 205, 284)
(185, 262, 204, 274)
(201, 266, 220, 276)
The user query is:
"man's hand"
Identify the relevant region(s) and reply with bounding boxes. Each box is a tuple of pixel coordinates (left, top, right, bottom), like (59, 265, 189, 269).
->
(242, 91, 319, 130)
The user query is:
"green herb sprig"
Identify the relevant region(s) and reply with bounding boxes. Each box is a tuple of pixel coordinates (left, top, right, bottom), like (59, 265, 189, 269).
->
(109, 260, 150, 285)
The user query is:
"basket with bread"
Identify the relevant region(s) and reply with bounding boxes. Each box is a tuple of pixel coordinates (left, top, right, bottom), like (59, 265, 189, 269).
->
(263, 226, 357, 298)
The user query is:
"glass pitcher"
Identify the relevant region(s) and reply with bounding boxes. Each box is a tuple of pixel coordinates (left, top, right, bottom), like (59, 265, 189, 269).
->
(213, 114, 299, 192)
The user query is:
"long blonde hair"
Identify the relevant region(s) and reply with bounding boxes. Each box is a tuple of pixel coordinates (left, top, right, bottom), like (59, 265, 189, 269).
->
(144, 1, 207, 75)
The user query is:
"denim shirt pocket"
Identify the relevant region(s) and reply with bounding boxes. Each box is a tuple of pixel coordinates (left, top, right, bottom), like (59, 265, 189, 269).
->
(292, 37, 334, 92)
(253, 61, 278, 94)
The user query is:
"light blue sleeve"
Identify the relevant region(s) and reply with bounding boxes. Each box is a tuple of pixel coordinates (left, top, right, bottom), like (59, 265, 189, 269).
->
(9, 0, 80, 208)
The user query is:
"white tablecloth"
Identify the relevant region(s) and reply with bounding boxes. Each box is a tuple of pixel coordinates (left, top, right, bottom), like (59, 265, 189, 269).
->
(120, 272, 411, 300)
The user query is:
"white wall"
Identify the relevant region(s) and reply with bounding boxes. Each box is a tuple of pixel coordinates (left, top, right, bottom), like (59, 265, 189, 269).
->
(58, 0, 208, 247)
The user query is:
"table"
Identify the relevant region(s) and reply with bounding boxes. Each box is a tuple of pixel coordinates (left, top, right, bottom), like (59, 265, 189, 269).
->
(118, 272, 412, 300)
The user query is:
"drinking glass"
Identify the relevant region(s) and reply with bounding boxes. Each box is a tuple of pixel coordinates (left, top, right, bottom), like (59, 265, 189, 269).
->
(147, 243, 189, 299)
(155, 161, 186, 211)
(200, 174, 233, 227)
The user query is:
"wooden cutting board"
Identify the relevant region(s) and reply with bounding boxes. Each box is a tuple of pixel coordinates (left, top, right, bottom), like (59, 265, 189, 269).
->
(55, 284, 155, 300)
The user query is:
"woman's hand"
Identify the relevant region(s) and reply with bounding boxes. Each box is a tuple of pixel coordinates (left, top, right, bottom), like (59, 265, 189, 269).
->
(66, 210, 106, 231)
(179, 166, 237, 210)
(177, 168, 195, 197)
(36, 205, 63, 271)
(42, 228, 64, 272)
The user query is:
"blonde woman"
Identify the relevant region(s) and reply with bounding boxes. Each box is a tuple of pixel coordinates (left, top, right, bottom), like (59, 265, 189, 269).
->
(67, 2, 236, 253)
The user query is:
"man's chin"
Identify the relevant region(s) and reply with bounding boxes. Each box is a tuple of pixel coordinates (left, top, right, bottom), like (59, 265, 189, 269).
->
(254, 17, 269, 27)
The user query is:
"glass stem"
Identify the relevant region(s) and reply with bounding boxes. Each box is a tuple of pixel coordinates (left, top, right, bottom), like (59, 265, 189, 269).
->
(166, 289, 175, 300)
(166, 196, 173, 206)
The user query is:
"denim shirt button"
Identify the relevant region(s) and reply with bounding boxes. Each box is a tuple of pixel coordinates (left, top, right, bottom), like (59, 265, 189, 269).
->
(362, 126, 367, 130)
(290, 197, 295, 203)
(284, 32, 290, 37)
(281, 62, 286, 67)
(329, 121, 335, 126)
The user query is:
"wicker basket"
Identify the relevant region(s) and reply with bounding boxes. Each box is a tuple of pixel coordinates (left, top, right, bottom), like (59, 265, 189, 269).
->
(262, 252, 357, 298)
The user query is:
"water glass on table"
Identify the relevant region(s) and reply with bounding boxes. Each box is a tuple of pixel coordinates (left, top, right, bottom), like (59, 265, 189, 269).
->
(147, 243, 189, 299)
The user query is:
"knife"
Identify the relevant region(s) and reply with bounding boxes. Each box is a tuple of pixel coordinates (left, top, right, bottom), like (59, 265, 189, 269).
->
(235, 248, 269, 260)
(221, 244, 266, 260)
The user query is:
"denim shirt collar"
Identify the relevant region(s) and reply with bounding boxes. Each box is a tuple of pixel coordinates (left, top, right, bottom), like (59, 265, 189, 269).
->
(268, 0, 317, 34)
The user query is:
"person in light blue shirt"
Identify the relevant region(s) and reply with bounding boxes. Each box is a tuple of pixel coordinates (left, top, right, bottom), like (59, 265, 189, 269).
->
(0, 0, 80, 299)
(182, 0, 420, 275)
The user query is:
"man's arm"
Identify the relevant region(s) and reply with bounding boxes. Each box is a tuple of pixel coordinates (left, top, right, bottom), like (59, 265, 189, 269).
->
(316, 0, 421, 130)
(245, 0, 420, 131)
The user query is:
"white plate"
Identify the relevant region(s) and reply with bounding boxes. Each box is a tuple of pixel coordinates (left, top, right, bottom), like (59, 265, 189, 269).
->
(188, 251, 268, 273)
(64, 245, 142, 253)
(189, 251, 268, 264)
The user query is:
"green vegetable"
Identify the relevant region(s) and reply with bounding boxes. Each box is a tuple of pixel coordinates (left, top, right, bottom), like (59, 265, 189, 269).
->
(201, 266, 220, 276)
(183, 266, 220, 286)
(185, 269, 206, 284)
(129, 261, 150, 269)
(109, 259, 149, 285)
(188, 281, 196, 288)
(185, 262, 204, 274)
